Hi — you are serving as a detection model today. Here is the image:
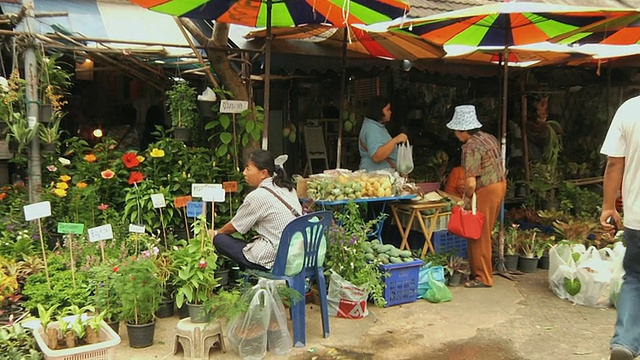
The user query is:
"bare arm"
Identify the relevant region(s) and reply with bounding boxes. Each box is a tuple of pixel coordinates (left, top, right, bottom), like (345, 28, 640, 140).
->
(209, 221, 237, 239)
(371, 133, 408, 163)
(600, 156, 624, 230)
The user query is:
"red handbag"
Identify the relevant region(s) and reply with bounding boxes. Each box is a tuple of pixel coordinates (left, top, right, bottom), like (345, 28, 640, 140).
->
(447, 193, 485, 240)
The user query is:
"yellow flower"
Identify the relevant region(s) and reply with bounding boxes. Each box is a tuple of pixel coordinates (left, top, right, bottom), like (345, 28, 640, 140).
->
(56, 182, 68, 190)
(150, 148, 165, 158)
(136, 155, 145, 163)
(53, 188, 67, 197)
(76, 182, 88, 189)
(59, 175, 71, 182)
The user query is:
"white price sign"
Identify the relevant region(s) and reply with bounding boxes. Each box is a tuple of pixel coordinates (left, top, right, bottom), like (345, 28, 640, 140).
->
(191, 183, 222, 198)
(128, 224, 146, 233)
(24, 201, 52, 221)
(88, 224, 113, 242)
(202, 188, 226, 203)
(151, 193, 166, 208)
(220, 100, 248, 114)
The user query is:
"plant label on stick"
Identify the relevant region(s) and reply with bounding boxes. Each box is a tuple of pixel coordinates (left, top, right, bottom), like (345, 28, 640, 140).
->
(220, 100, 249, 114)
(128, 224, 146, 233)
(192, 183, 222, 198)
(202, 187, 225, 202)
(151, 193, 166, 208)
(24, 201, 51, 221)
(88, 224, 113, 242)
(57, 222, 84, 235)
(186, 201, 203, 218)
(212, 188, 225, 202)
(174, 195, 192, 208)
(223, 181, 238, 193)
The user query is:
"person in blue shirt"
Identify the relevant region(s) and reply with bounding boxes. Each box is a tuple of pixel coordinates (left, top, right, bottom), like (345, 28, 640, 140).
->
(358, 96, 408, 171)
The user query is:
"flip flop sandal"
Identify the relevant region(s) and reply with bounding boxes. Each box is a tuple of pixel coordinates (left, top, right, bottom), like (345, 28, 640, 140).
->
(464, 279, 491, 288)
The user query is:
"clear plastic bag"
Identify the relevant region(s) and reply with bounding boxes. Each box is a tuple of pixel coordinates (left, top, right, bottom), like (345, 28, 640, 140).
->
(263, 280, 292, 355)
(227, 287, 270, 360)
(396, 140, 414, 175)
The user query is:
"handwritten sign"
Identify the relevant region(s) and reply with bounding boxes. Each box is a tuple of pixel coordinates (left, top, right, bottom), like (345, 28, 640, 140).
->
(57, 222, 84, 235)
(220, 100, 249, 114)
(88, 224, 113, 242)
(24, 201, 51, 221)
(186, 201, 203, 218)
(128, 224, 146, 233)
(174, 195, 192, 208)
(151, 193, 166, 208)
(191, 183, 222, 198)
(223, 181, 238, 193)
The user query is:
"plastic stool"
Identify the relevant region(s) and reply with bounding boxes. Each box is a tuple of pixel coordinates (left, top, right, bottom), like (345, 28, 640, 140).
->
(174, 318, 227, 360)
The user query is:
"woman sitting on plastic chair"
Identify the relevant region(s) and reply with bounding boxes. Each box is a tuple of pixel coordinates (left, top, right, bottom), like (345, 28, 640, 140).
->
(211, 149, 302, 271)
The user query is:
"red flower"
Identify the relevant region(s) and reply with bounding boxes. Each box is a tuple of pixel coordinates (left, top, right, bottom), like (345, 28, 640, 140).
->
(198, 258, 207, 269)
(122, 152, 140, 168)
(112, 266, 119, 272)
(0, 193, 6, 201)
(98, 203, 109, 211)
(128, 171, 144, 185)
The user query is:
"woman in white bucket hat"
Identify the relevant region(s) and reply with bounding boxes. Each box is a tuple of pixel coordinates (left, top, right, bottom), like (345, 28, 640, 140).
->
(447, 105, 506, 288)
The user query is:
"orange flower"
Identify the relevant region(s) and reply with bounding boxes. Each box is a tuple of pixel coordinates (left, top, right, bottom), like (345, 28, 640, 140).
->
(101, 169, 115, 179)
(76, 182, 88, 189)
(59, 175, 71, 182)
(84, 153, 97, 163)
(0, 193, 6, 201)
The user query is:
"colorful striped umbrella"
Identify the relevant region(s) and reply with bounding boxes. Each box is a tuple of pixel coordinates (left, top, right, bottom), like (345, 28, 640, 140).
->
(389, 2, 633, 47)
(245, 24, 444, 60)
(130, 0, 410, 27)
(551, 13, 640, 45)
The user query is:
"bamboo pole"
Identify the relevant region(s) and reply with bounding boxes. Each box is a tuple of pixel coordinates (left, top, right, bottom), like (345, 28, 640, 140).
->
(174, 17, 219, 88)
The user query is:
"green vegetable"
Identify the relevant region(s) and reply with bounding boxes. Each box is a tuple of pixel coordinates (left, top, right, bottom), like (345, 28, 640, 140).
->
(564, 277, 581, 296)
(371, 239, 381, 245)
(389, 256, 402, 264)
(399, 250, 412, 258)
(571, 252, 581, 263)
(364, 253, 375, 261)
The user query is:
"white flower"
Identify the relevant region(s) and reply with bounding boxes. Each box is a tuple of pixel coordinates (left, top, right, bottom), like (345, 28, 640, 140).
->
(0, 77, 8, 92)
(58, 157, 71, 166)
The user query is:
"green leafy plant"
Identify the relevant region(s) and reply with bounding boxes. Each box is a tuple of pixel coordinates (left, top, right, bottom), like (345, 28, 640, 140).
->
(111, 256, 161, 325)
(203, 288, 248, 322)
(0, 323, 42, 360)
(444, 255, 468, 276)
(504, 223, 520, 256)
(325, 201, 385, 307)
(38, 117, 66, 145)
(166, 81, 198, 129)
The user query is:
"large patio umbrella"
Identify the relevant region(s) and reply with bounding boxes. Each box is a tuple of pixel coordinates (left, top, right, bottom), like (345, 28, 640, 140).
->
(389, 2, 636, 274)
(130, 0, 410, 150)
(551, 13, 640, 45)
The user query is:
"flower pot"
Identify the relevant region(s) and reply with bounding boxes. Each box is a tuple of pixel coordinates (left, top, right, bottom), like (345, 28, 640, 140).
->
(41, 143, 56, 154)
(518, 256, 539, 273)
(39, 104, 53, 123)
(156, 298, 175, 318)
(448, 272, 464, 287)
(187, 303, 210, 323)
(214, 268, 230, 287)
(177, 303, 190, 319)
(173, 127, 191, 142)
(107, 320, 120, 335)
(197, 100, 215, 118)
(538, 254, 550, 270)
(126, 320, 156, 348)
(504, 254, 519, 272)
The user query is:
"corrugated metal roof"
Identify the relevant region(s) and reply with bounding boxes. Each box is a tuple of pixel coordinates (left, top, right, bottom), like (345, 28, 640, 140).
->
(408, 0, 639, 18)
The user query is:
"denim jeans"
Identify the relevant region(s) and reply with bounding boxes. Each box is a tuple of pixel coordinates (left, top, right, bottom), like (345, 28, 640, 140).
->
(213, 234, 269, 271)
(612, 227, 640, 355)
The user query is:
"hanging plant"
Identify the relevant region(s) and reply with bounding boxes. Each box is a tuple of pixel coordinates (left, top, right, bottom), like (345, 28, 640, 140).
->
(166, 81, 198, 129)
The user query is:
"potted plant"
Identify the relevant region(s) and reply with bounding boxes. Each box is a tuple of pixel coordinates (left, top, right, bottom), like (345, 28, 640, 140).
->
(518, 229, 541, 273)
(504, 223, 520, 271)
(88, 263, 122, 334)
(38, 117, 65, 153)
(165, 81, 198, 142)
(444, 255, 468, 287)
(111, 256, 161, 348)
(173, 215, 219, 323)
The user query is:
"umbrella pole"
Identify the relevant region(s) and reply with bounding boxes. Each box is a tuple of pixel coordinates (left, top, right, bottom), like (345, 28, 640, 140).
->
(520, 73, 530, 184)
(336, 28, 348, 169)
(261, 0, 273, 150)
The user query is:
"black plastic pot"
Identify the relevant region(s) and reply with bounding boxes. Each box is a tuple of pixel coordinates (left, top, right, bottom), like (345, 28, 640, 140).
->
(504, 254, 519, 272)
(518, 256, 539, 273)
(538, 254, 550, 270)
(173, 127, 191, 142)
(447, 272, 463, 287)
(178, 303, 190, 319)
(187, 303, 210, 323)
(156, 298, 175, 318)
(126, 320, 156, 348)
(214, 268, 230, 287)
(107, 320, 120, 335)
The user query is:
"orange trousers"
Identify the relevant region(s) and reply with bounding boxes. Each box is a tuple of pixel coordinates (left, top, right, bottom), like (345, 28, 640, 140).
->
(467, 180, 506, 286)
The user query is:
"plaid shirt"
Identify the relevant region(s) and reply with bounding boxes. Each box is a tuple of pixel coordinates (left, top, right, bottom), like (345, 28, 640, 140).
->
(231, 178, 302, 269)
(462, 131, 505, 190)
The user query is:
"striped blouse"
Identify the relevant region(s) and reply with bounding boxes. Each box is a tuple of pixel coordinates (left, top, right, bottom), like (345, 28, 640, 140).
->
(231, 178, 302, 269)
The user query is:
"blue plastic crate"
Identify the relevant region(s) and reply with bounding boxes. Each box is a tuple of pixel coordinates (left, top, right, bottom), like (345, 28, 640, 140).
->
(432, 230, 468, 259)
(379, 259, 423, 307)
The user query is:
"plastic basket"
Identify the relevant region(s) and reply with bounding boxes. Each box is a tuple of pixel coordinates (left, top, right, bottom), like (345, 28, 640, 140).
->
(379, 259, 423, 307)
(33, 320, 121, 360)
(432, 230, 469, 259)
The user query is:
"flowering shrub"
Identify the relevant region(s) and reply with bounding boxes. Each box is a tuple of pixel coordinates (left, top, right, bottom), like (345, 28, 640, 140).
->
(111, 256, 161, 325)
(325, 201, 385, 306)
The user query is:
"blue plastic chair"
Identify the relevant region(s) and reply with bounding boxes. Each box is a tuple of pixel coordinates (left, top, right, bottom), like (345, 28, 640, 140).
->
(251, 210, 332, 347)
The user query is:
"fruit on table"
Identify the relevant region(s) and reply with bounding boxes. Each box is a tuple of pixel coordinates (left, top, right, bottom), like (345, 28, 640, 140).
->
(306, 173, 396, 201)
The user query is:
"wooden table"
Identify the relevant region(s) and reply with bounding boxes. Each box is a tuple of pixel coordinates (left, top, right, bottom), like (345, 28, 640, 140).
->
(389, 201, 450, 258)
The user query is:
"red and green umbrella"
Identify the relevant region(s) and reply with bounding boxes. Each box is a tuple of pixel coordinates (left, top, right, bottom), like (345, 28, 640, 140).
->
(389, 2, 633, 47)
(130, 0, 410, 27)
(552, 13, 640, 45)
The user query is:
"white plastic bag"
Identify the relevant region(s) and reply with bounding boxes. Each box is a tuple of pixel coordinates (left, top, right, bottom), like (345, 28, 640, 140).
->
(396, 140, 414, 175)
(227, 287, 270, 360)
(610, 241, 626, 306)
(327, 270, 369, 319)
(263, 280, 292, 355)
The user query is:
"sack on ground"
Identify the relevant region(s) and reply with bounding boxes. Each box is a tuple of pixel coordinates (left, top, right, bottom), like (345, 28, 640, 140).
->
(327, 270, 369, 319)
(227, 286, 270, 360)
(396, 141, 414, 174)
(424, 271, 452, 303)
(417, 263, 445, 299)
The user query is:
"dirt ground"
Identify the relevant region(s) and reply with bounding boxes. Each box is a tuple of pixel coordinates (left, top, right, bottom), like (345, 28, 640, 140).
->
(113, 270, 617, 360)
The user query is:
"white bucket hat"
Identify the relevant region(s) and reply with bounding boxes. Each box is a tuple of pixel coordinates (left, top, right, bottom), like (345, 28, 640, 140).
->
(446, 105, 483, 131)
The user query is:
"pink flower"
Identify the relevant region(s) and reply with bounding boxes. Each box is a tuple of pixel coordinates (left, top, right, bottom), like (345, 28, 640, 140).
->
(47, 165, 57, 172)
(198, 259, 207, 269)
(97, 203, 109, 211)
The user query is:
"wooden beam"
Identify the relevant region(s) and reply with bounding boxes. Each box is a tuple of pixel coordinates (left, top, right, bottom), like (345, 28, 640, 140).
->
(174, 17, 219, 88)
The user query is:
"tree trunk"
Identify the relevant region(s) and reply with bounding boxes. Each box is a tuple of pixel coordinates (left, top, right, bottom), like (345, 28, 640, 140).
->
(178, 19, 249, 101)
